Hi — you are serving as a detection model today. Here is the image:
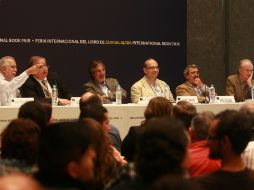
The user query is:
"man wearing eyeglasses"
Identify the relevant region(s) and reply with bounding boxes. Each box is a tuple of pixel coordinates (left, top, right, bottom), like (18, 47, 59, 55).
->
(20, 56, 71, 105)
(131, 58, 175, 103)
(194, 110, 254, 190)
(176, 64, 209, 103)
(0, 56, 42, 106)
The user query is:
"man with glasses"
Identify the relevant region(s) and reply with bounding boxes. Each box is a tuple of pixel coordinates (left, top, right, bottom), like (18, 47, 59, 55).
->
(194, 110, 254, 190)
(0, 56, 42, 106)
(176, 64, 209, 103)
(20, 56, 71, 105)
(131, 58, 175, 103)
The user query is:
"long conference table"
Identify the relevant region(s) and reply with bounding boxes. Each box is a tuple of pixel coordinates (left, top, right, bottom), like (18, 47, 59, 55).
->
(0, 102, 244, 139)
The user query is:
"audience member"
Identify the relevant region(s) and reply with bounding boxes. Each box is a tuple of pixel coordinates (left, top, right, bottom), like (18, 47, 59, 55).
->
(194, 110, 254, 190)
(121, 96, 173, 162)
(79, 92, 122, 152)
(83, 118, 118, 190)
(226, 59, 254, 102)
(109, 117, 190, 190)
(18, 101, 50, 130)
(0, 56, 42, 106)
(176, 64, 209, 103)
(36, 120, 97, 190)
(173, 100, 197, 130)
(0, 119, 40, 175)
(188, 112, 221, 177)
(131, 58, 175, 103)
(239, 100, 254, 170)
(20, 56, 71, 105)
(79, 104, 126, 166)
(83, 59, 127, 104)
(0, 173, 42, 190)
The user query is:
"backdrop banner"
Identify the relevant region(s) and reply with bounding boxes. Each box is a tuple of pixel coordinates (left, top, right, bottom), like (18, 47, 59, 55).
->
(0, 0, 186, 100)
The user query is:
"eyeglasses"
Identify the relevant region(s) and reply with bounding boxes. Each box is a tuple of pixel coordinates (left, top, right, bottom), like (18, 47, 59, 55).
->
(37, 64, 50, 69)
(146, 66, 159, 70)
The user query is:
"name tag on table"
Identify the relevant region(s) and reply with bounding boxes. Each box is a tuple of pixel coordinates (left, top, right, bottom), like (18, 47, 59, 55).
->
(176, 96, 198, 104)
(9, 98, 34, 106)
(215, 96, 235, 103)
(138, 97, 153, 105)
(70, 97, 81, 106)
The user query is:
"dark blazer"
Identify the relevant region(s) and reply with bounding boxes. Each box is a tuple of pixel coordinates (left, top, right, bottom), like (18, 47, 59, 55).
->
(83, 78, 127, 103)
(20, 72, 71, 103)
(121, 125, 145, 162)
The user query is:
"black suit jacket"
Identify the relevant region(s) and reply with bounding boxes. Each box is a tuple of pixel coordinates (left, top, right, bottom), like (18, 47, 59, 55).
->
(20, 72, 71, 102)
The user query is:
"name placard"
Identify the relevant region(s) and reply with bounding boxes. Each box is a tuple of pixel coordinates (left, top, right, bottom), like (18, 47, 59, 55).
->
(70, 97, 81, 106)
(215, 96, 235, 103)
(9, 98, 34, 106)
(138, 96, 153, 105)
(176, 96, 198, 104)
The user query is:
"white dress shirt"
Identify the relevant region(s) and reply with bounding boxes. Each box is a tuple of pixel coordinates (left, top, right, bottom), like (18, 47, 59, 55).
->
(0, 72, 29, 106)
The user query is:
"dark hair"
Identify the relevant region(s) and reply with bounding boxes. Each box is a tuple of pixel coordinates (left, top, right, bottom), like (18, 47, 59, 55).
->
(144, 97, 173, 120)
(28, 56, 46, 67)
(191, 111, 214, 140)
(88, 59, 105, 79)
(214, 110, 252, 154)
(136, 117, 188, 182)
(1, 119, 40, 166)
(173, 101, 197, 130)
(37, 120, 96, 185)
(18, 101, 48, 130)
(79, 104, 108, 124)
(79, 94, 102, 111)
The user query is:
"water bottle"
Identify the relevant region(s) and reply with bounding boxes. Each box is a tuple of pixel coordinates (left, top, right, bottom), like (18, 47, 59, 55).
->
(251, 85, 254, 100)
(52, 84, 58, 106)
(115, 84, 122, 104)
(209, 84, 216, 103)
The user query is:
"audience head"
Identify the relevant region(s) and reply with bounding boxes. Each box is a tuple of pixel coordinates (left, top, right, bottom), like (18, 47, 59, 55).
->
(173, 101, 197, 130)
(239, 100, 254, 114)
(18, 101, 49, 130)
(189, 111, 214, 142)
(0, 56, 17, 81)
(136, 117, 189, 182)
(238, 59, 253, 82)
(143, 58, 159, 81)
(0, 173, 42, 190)
(28, 56, 48, 80)
(82, 118, 116, 189)
(1, 119, 40, 166)
(37, 121, 97, 188)
(79, 104, 110, 133)
(79, 92, 103, 111)
(144, 96, 173, 121)
(88, 59, 106, 84)
(208, 110, 252, 160)
(183, 64, 200, 85)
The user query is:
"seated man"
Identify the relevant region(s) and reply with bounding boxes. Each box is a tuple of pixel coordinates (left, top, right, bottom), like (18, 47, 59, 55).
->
(226, 59, 253, 102)
(131, 58, 175, 103)
(20, 56, 71, 105)
(176, 64, 209, 103)
(0, 56, 42, 106)
(83, 59, 127, 104)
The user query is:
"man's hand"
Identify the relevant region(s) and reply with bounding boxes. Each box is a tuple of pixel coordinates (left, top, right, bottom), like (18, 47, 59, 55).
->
(194, 77, 203, 87)
(247, 71, 253, 87)
(25, 63, 44, 75)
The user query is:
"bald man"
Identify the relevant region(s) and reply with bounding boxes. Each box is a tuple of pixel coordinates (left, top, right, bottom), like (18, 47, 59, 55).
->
(226, 59, 254, 102)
